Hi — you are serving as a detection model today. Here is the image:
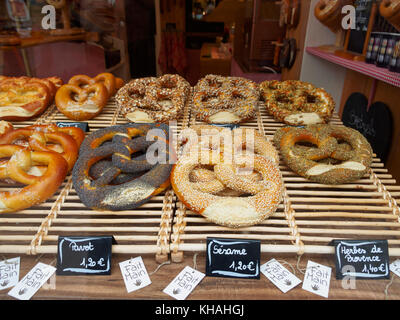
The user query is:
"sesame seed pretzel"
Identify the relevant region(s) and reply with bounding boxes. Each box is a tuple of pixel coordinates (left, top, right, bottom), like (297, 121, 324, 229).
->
(274, 124, 373, 184)
(0, 145, 69, 213)
(260, 80, 335, 126)
(172, 125, 283, 227)
(171, 151, 283, 228)
(116, 74, 190, 123)
(72, 123, 174, 211)
(179, 125, 280, 166)
(192, 75, 260, 124)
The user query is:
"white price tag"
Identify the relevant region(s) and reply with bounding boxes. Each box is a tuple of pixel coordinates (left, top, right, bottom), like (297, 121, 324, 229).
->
(261, 259, 301, 293)
(302, 260, 331, 298)
(119, 256, 151, 293)
(0, 257, 20, 290)
(8, 262, 56, 300)
(390, 259, 400, 278)
(163, 266, 205, 300)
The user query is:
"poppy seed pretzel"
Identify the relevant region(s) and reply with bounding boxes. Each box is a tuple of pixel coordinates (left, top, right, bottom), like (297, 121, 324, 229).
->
(72, 123, 174, 211)
(116, 74, 190, 123)
(192, 75, 260, 124)
(260, 80, 335, 126)
(274, 124, 373, 184)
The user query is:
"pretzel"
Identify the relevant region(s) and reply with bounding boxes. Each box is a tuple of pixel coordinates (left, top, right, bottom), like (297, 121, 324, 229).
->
(171, 150, 283, 228)
(46, 0, 67, 9)
(115, 77, 124, 90)
(314, 0, 353, 32)
(116, 74, 190, 123)
(181, 125, 279, 194)
(0, 76, 62, 101)
(55, 83, 109, 120)
(274, 124, 373, 184)
(72, 123, 174, 211)
(180, 125, 280, 166)
(68, 72, 119, 97)
(0, 123, 84, 172)
(380, 0, 400, 30)
(47, 76, 64, 89)
(260, 80, 335, 126)
(173, 124, 283, 227)
(0, 145, 69, 213)
(0, 79, 51, 121)
(192, 75, 259, 124)
(0, 121, 13, 139)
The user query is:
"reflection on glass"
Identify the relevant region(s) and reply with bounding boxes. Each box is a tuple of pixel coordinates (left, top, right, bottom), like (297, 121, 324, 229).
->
(192, 0, 217, 20)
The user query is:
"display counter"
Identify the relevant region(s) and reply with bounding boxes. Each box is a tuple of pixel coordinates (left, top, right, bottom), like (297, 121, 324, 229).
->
(1, 85, 400, 301)
(1, 252, 400, 300)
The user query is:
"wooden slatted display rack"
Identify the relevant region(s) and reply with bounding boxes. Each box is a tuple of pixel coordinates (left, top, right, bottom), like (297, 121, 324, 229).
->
(2, 89, 400, 264)
(170, 102, 400, 262)
(0, 97, 191, 263)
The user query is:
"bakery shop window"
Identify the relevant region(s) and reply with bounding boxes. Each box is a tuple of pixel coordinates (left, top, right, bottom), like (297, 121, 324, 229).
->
(0, 0, 133, 82)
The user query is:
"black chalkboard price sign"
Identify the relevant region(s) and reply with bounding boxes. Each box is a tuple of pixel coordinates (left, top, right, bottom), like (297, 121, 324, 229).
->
(56, 236, 113, 275)
(206, 237, 260, 279)
(56, 121, 89, 132)
(331, 239, 390, 280)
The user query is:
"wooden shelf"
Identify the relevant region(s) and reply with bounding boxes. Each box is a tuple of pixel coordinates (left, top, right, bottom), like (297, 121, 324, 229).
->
(0, 31, 99, 51)
(306, 46, 400, 88)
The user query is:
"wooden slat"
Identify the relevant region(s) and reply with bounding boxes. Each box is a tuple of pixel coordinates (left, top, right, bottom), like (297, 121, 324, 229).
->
(170, 101, 400, 262)
(0, 96, 190, 262)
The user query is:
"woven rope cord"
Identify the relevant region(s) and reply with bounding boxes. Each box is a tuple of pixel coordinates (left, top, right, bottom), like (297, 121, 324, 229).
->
(33, 103, 57, 125)
(157, 188, 174, 257)
(369, 168, 400, 222)
(167, 96, 192, 260)
(256, 102, 304, 255)
(28, 98, 122, 254)
(28, 176, 73, 255)
(170, 200, 187, 256)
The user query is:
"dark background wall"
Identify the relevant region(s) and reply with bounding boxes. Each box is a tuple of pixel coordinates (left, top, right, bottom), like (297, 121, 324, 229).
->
(125, 0, 156, 78)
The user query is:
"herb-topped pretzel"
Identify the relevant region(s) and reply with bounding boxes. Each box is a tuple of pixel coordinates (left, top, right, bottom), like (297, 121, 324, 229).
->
(260, 80, 335, 126)
(72, 123, 174, 211)
(274, 124, 373, 184)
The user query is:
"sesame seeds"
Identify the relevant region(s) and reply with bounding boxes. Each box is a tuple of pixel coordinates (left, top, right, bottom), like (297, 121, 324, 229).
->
(116, 74, 190, 124)
(171, 127, 283, 228)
